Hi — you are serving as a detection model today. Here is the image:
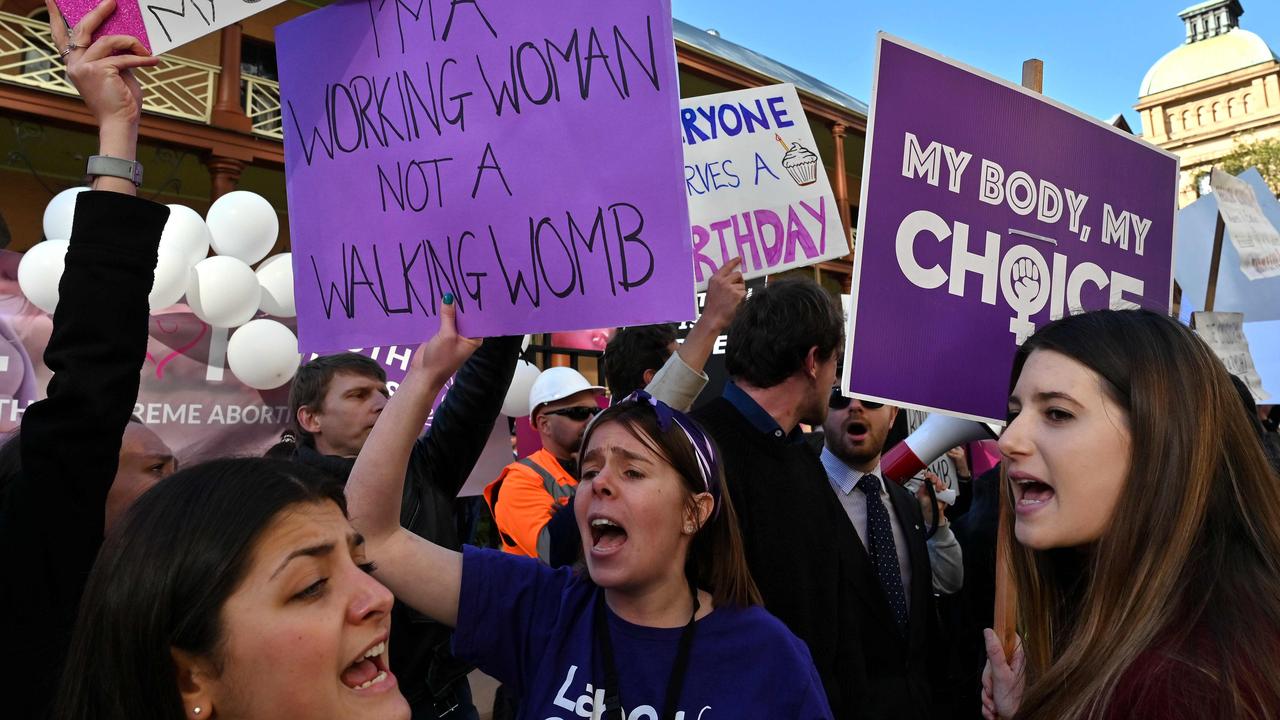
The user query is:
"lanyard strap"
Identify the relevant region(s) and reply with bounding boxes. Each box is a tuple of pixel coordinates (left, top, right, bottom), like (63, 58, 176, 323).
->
(594, 584, 700, 720)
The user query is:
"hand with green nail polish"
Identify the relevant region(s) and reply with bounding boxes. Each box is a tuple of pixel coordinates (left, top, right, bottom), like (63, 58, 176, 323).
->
(410, 293, 479, 384)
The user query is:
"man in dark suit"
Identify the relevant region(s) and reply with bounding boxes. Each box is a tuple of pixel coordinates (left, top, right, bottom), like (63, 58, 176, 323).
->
(820, 387, 941, 720)
(691, 278, 868, 719)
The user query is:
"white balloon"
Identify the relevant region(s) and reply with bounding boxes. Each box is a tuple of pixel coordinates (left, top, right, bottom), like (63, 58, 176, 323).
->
(501, 360, 542, 417)
(149, 249, 191, 312)
(160, 205, 212, 267)
(227, 319, 301, 390)
(256, 253, 295, 317)
(187, 256, 262, 328)
(205, 191, 279, 265)
(17, 239, 69, 314)
(42, 187, 88, 242)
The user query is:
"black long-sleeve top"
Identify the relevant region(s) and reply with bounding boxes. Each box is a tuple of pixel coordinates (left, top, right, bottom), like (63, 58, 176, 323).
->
(0, 192, 168, 719)
(693, 395, 870, 720)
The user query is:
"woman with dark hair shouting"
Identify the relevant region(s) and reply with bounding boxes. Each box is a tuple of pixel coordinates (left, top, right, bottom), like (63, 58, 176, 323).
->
(346, 296, 832, 719)
(983, 309, 1280, 720)
(53, 299, 489, 720)
(55, 459, 413, 720)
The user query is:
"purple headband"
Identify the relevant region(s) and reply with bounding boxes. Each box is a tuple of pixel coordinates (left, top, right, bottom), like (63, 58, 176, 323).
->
(614, 390, 723, 521)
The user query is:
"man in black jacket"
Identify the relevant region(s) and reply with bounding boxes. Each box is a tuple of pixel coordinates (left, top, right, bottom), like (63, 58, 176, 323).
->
(821, 390, 942, 719)
(289, 339, 520, 719)
(691, 278, 869, 720)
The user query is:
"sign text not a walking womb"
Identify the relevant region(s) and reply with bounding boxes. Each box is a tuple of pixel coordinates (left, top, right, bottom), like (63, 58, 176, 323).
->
(277, 0, 694, 354)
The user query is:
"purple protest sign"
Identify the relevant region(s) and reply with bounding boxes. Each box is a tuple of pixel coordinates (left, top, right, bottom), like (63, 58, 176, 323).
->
(843, 35, 1179, 424)
(277, 0, 694, 355)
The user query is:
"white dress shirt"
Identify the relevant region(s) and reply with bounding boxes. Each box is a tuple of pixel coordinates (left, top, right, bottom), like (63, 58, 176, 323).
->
(820, 448, 913, 609)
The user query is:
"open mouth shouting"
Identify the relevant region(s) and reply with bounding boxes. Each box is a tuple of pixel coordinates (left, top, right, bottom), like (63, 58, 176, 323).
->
(589, 515, 629, 556)
(1011, 472, 1055, 515)
(845, 420, 869, 444)
(341, 637, 396, 694)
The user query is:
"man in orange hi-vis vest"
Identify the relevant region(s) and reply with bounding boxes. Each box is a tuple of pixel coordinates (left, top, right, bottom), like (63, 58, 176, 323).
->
(484, 367, 604, 562)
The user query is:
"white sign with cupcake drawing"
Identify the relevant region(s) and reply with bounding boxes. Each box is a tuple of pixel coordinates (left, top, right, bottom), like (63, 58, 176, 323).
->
(681, 83, 847, 289)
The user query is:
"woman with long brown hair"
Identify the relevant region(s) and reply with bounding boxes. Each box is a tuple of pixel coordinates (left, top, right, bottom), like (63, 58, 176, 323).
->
(345, 297, 833, 719)
(983, 309, 1280, 719)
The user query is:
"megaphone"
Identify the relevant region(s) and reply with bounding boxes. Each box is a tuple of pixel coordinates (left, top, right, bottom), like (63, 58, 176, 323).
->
(882, 414, 997, 486)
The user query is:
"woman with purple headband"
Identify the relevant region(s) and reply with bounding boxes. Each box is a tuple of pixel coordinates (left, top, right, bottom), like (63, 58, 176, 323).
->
(345, 304, 832, 719)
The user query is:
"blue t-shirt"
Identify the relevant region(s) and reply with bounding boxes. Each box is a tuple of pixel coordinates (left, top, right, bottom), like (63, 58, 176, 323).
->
(453, 546, 832, 720)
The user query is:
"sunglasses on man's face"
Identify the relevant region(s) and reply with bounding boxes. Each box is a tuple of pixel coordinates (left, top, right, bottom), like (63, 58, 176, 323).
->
(542, 406, 600, 422)
(829, 388, 883, 411)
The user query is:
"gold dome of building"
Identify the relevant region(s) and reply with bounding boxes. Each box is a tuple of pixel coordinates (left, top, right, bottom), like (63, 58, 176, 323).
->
(1135, 0, 1280, 207)
(1140, 25, 1277, 97)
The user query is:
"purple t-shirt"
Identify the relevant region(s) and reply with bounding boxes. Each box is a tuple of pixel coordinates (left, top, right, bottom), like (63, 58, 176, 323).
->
(453, 546, 832, 720)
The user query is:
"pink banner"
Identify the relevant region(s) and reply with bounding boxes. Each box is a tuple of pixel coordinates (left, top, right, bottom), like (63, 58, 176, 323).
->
(0, 251, 290, 464)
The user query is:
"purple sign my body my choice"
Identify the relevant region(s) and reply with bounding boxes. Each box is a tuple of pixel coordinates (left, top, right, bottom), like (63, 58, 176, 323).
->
(277, 0, 693, 354)
(844, 35, 1179, 424)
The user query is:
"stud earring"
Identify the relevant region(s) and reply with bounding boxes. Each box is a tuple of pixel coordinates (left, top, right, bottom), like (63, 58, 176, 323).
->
(193, 709, 202, 716)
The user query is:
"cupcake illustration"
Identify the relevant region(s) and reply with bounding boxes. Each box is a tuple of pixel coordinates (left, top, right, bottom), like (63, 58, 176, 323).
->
(778, 134, 819, 186)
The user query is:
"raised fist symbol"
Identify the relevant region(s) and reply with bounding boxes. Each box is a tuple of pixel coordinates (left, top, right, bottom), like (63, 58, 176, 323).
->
(1010, 257, 1042, 304)
(1000, 247, 1052, 346)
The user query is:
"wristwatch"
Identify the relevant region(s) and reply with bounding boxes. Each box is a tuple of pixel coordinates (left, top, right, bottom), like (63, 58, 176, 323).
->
(86, 155, 143, 187)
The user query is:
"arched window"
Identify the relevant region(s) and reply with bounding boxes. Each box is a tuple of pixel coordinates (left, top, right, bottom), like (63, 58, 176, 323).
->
(1228, 97, 1238, 118)
(1244, 93, 1254, 114)
(1212, 102, 1222, 122)
(1181, 110, 1191, 131)
(1197, 106, 1207, 126)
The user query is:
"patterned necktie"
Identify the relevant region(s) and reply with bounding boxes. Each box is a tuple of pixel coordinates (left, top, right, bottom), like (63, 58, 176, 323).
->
(857, 474, 908, 634)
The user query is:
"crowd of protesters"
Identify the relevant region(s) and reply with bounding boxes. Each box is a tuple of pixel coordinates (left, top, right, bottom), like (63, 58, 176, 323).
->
(2, 3, 1280, 720)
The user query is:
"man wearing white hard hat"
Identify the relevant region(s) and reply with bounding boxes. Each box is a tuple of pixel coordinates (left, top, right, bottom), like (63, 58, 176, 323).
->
(483, 366, 604, 562)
